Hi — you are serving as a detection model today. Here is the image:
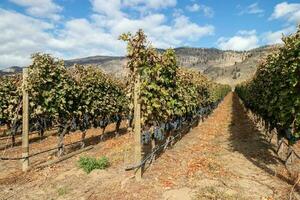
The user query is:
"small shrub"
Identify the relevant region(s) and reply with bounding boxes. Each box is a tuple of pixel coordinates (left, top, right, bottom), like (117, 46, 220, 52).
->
(78, 156, 110, 174)
(57, 187, 67, 196)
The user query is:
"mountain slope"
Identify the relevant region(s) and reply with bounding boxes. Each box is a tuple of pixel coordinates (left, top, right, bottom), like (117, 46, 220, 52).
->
(1, 45, 277, 85)
(64, 45, 276, 85)
(65, 56, 127, 77)
(202, 45, 277, 86)
(175, 47, 249, 71)
(0, 66, 23, 76)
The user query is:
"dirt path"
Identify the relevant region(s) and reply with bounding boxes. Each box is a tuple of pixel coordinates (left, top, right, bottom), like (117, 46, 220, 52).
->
(0, 93, 298, 200)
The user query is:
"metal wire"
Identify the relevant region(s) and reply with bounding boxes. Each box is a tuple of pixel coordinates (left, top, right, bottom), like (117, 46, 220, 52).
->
(241, 100, 300, 163)
(125, 102, 216, 171)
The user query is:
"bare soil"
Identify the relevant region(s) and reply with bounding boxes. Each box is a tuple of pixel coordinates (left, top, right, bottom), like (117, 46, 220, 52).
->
(0, 92, 299, 200)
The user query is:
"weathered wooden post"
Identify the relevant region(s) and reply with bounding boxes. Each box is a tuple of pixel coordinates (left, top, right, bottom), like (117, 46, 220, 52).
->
(58, 127, 65, 157)
(81, 130, 86, 148)
(120, 30, 145, 180)
(22, 68, 29, 172)
(134, 72, 142, 180)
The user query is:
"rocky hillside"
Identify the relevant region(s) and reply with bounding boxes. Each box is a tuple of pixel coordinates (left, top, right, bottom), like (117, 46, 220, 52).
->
(65, 56, 127, 77)
(64, 45, 276, 85)
(202, 45, 278, 86)
(175, 47, 249, 71)
(1, 45, 277, 85)
(0, 66, 22, 76)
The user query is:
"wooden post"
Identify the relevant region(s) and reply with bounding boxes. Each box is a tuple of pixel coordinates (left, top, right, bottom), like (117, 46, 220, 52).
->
(150, 138, 156, 163)
(22, 68, 29, 172)
(58, 128, 65, 157)
(134, 73, 142, 180)
(81, 130, 86, 148)
(285, 147, 294, 165)
(115, 117, 121, 137)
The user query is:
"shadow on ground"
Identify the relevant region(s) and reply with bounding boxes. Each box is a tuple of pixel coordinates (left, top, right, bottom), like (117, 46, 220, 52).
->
(67, 127, 128, 152)
(228, 92, 297, 186)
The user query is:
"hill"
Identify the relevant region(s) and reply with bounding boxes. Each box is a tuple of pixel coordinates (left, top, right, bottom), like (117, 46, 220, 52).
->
(201, 45, 278, 86)
(0, 45, 277, 85)
(0, 66, 22, 76)
(64, 45, 277, 85)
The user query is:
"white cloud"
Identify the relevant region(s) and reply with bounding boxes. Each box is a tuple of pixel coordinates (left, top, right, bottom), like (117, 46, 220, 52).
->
(0, 9, 55, 66)
(123, 0, 176, 10)
(0, 5, 214, 68)
(172, 8, 183, 17)
(0, 8, 125, 67)
(93, 13, 214, 48)
(146, 0, 177, 9)
(108, 14, 166, 36)
(247, 3, 264, 14)
(186, 3, 200, 12)
(262, 26, 296, 44)
(90, 0, 123, 18)
(237, 30, 257, 36)
(270, 2, 300, 23)
(217, 30, 259, 51)
(217, 27, 298, 51)
(172, 15, 214, 40)
(238, 3, 264, 17)
(186, 3, 214, 18)
(9, 0, 62, 20)
(121, 0, 177, 15)
(51, 18, 125, 57)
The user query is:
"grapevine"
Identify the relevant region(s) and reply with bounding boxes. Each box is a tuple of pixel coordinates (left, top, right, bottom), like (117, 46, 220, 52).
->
(236, 25, 300, 144)
(120, 29, 231, 140)
(0, 54, 128, 153)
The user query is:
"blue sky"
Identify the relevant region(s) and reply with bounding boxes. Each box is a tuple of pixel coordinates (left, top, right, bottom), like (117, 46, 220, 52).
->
(0, 0, 299, 68)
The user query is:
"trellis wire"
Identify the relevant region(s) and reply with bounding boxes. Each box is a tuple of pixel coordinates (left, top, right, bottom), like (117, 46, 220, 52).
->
(239, 98, 300, 165)
(125, 99, 222, 172)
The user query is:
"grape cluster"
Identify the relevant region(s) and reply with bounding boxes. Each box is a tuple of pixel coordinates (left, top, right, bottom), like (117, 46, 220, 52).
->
(141, 102, 222, 144)
(141, 130, 152, 144)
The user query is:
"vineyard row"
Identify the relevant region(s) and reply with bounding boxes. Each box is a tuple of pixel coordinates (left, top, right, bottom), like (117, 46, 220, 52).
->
(236, 26, 300, 144)
(0, 30, 231, 174)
